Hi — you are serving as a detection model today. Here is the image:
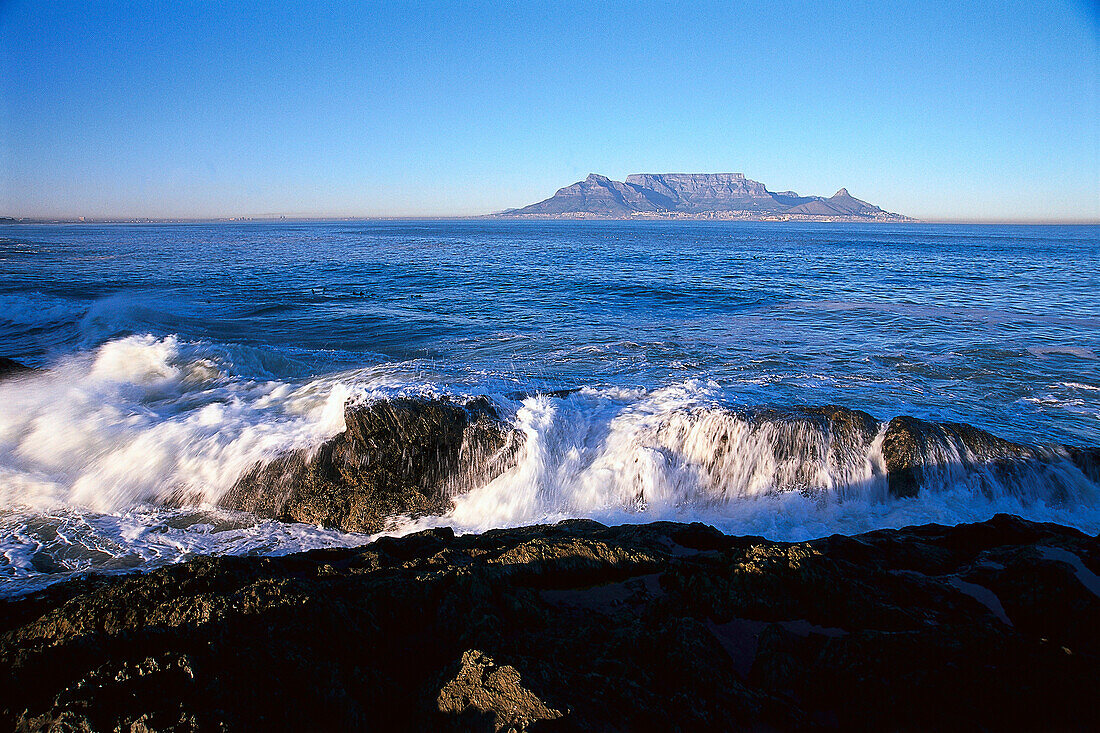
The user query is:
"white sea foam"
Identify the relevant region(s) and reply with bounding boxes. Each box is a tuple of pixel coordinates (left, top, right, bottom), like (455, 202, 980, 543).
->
(0, 505, 363, 597)
(0, 335, 360, 514)
(407, 386, 1100, 541)
(1, 336, 1098, 597)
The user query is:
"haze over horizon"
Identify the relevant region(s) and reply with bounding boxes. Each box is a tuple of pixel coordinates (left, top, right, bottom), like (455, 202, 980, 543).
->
(2, 0, 1098, 222)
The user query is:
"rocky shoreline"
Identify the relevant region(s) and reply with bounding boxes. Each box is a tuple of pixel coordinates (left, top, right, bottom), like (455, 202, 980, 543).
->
(217, 394, 1099, 534)
(3, 361, 1099, 729)
(2, 514, 1098, 731)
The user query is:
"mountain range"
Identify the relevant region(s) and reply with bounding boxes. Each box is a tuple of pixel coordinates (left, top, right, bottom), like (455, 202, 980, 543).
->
(498, 172, 911, 220)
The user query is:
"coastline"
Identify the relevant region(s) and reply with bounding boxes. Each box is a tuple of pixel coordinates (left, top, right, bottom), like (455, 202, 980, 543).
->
(3, 513, 1097, 730)
(6, 216, 1100, 225)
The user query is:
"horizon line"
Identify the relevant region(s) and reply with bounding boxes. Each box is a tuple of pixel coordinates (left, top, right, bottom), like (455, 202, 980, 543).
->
(3, 215, 1100, 226)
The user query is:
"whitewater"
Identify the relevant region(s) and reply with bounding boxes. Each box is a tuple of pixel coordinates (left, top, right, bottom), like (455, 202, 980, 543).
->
(1, 220, 1097, 596)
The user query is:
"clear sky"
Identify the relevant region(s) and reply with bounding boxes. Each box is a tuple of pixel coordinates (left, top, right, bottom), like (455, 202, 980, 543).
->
(1, 0, 1098, 221)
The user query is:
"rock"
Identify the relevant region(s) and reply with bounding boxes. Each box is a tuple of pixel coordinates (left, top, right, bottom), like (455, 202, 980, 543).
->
(217, 392, 1097, 531)
(882, 415, 1036, 498)
(1067, 446, 1100, 484)
(0, 356, 35, 379)
(1, 515, 1097, 731)
(220, 396, 522, 533)
(746, 404, 880, 470)
(437, 650, 564, 731)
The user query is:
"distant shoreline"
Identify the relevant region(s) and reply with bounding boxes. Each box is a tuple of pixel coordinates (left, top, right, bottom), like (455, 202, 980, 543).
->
(2, 216, 1098, 225)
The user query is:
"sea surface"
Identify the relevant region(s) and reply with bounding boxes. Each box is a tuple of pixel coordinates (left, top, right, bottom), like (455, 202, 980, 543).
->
(1, 220, 1098, 596)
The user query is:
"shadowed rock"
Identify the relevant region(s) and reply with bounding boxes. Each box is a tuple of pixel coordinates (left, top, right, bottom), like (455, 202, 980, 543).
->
(220, 397, 523, 533)
(1, 515, 1097, 731)
(882, 416, 1037, 498)
(747, 404, 880, 461)
(0, 356, 35, 379)
(1067, 446, 1100, 484)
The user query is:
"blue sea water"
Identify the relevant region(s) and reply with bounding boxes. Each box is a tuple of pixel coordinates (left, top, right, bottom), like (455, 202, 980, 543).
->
(1, 220, 1098, 595)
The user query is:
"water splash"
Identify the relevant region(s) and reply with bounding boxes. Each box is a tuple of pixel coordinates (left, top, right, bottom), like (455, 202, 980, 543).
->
(1, 336, 1098, 597)
(0, 335, 353, 513)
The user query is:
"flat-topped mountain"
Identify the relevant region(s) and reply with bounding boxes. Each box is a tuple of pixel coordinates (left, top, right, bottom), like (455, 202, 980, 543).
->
(500, 172, 911, 220)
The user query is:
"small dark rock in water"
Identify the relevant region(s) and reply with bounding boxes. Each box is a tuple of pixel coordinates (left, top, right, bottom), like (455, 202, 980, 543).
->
(503, 387, 583, 401)
(1, 514, 1097, 731)
(220, 396, 523, 533)
(0, 356, 34, 379)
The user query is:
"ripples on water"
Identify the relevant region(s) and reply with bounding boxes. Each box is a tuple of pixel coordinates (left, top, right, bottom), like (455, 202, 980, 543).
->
(0, 220, 1097, 595)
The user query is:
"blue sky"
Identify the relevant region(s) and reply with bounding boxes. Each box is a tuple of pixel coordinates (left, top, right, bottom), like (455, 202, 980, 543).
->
(1, 1, 1097, 220)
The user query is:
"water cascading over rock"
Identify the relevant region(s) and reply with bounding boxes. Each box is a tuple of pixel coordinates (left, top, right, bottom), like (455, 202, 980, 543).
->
(220, 396, 524, 533)
(220, 393, 1099, 533)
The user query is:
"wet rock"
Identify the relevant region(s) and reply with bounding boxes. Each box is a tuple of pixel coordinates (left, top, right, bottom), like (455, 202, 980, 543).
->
(0, 356, 35, 379)
(219, 396, 1096, 529)
(220, 396, 522, 533)
(1067, 446, 1100, 484)
(882, 415, 1035, 498)
(1, 515, 1097, 731)
(750, 405, 880, 480)
(437, 650, 564, 731)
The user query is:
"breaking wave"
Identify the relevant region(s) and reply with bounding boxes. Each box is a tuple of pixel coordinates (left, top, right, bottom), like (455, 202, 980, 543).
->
(429, 389, 1099, 539)
(1, 335, 1098, 597)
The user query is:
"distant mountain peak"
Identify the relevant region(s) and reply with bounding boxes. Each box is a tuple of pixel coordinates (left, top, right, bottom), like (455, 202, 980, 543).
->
(502, 173, 911, 220)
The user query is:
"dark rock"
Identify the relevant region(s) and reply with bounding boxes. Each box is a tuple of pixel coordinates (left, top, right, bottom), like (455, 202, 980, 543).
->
(220, 396, 523, 533)
(217, 397, 1098, 532)
(0, 356, 35, 379)
(747, 404, 880, 472)
(1067, 446, 1100, 484)
(503, 387, 581, 401)
(1, 515, 1097, 731)
(660, 404, 881, 498)
(882, 415, 1035, 498)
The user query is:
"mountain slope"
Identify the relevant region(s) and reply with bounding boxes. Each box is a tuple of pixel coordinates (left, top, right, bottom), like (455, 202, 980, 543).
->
(508, 174, 666, 216)
(783, 188, 888, 217)
(623, 172, 788, 212)
(503, 174, 910, 219)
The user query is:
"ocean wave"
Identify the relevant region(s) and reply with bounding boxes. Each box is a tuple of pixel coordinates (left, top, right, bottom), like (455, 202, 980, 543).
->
(1, 335, 1098, 596)
(420, 386, 1099, 539)
(0, 334, 354, 513)
(0, 292, 84, 331)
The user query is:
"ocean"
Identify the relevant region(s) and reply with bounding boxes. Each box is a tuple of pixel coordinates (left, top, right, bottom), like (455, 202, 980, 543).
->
(1, 219, 1098, 597)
